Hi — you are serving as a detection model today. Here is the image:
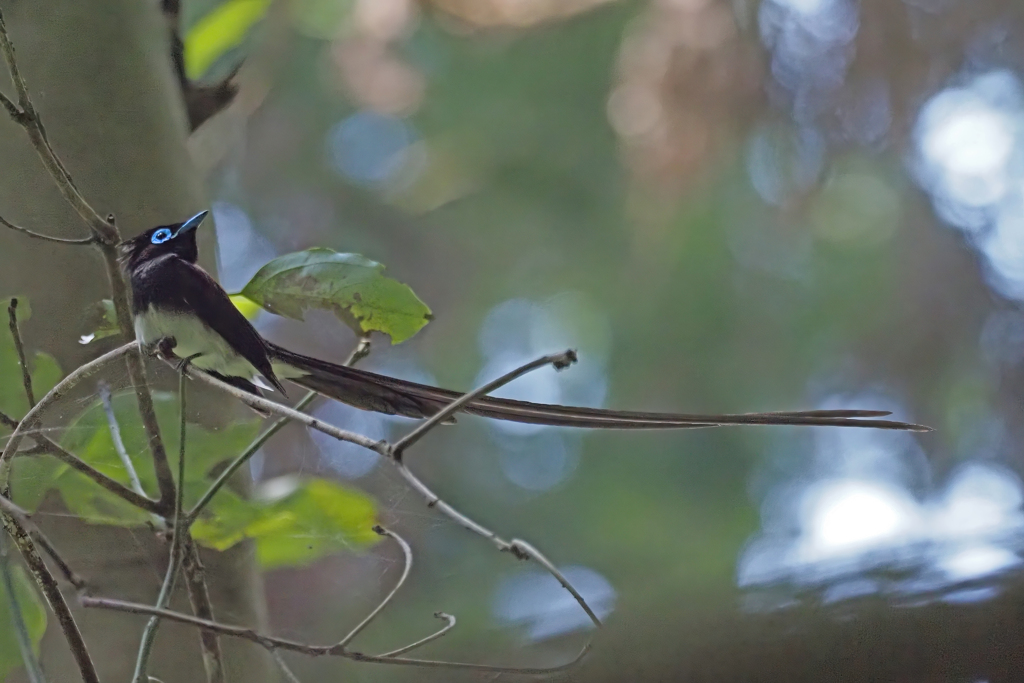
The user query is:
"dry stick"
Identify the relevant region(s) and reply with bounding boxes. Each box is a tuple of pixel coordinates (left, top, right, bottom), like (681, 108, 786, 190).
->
(0, 214, 95, 245)
(20, 434, 162, 514)
(187, 335, 371, 523)
(0, 342, 136, 469)
(377, 613, 456, 658)
(0, 493, 86, 591)
(80, 596, 591, 675)
(132, 371, 190, 683)
(2, 512, 99, 683)
(0, 531, 47, 683)
(181, 535, 224, 683)
(335, 525, 413, 649)
(98, 380, 147, 498)
(390, 350, 577, 460)
(0, 9, 115, 245)
(8, 298, 36, 407)
(188, 353, 602, 632)
(269, 650, 302, 683)
(0, 6, 176, 513)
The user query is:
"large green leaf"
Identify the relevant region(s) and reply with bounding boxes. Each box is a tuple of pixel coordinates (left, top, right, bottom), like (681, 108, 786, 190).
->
(0, 297, 64, 435)
(239, 248, 432, 344)
(191, 475, 380, 568)
(0, 562, 47, 683)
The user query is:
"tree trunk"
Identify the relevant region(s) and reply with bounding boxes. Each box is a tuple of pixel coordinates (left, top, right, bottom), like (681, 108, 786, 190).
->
(0, 2, 271, 681)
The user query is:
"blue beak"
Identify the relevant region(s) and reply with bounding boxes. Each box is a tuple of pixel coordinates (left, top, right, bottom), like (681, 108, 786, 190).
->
(176, 210, 209, 235)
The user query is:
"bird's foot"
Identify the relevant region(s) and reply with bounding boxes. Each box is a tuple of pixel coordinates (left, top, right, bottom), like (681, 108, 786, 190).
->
(147, 336, 179, 361)
(175, 353, 203, 375)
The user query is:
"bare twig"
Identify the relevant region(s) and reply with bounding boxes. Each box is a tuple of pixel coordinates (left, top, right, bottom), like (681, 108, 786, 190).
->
(22, 434, 162, 514)
(390, 350, 577, 460)
(189, 360, 602, 637)
(98, 381, 147, 497)
(0, 410, 17, 429)
(132, 371, 190, 683)
(8, 298, 35, 407)
(187, 335, 370, 522)
(0, 342, 136, 469)
(80, 595, 591, 674)
(336, 526, 412, 648)
(270, 650, 302, 683)
(3, 512, 99, 683)
(0, 214, 95, 245)
(0, 6, 176, 517)
(0, 493, 87, 591)
(377, 613, 456, 658)
(0, 532, 47, 683)
(181, 536, 225, 683)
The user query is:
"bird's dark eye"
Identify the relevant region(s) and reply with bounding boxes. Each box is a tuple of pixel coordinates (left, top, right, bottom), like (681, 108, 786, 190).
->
(151, 228, 173, 244)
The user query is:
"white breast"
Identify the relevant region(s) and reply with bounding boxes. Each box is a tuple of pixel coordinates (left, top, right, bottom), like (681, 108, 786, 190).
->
(134, 306, 262, 380)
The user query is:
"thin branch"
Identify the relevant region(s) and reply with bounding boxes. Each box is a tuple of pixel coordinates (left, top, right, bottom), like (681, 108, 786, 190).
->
(0, 89, 20, 121)
(336, 526, 412, 648)
(187, 335, 371, 522)
(0, 532, 47, 683)
(0, 493, 87, 591)
(188, 370, 387, 456)
(0, 342, 136, 469)
(0, 214, 96, 245)
(0, 6, 174, 517)
(0, 8, 117, 245)
(188, 361, 602, 639)
(504, 539, 602, 628)
(377, 613, 456, 658)
(8, 297, 35, 407)
(181, 535, 225, 683)
(270, 650, 302, 683)
(98, 381, 147, 497)
(80, 596, 591, 674)
(132, 372, 190, 683)
(23, 434, 163, 514)
(3, 512, 99, 683)
(0, 410, 17, 429)
(390, 350, 577, 460)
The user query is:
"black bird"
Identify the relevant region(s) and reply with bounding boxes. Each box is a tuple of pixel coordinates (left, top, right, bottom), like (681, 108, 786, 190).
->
(118, 211, 929, 432)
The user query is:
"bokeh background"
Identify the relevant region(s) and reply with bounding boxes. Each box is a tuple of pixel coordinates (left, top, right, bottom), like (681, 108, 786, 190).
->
(16, 0, 1024, 680)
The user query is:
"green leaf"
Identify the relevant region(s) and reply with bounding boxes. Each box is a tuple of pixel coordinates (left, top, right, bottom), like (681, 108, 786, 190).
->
(41, 391, 260, 526)
(78, 299, 119, 345)
(191, 475, 380, 568)
(240, 248, 432, 344)
(185, 0, 273, 78)
(0, 562, 47, 682)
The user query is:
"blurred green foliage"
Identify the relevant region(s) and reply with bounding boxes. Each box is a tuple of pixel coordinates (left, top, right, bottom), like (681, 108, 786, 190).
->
(0, 561, 46, 683)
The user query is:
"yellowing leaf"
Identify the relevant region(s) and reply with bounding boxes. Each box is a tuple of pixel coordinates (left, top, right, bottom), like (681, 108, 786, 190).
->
(229, 294, 262, 320)
(185, 0, 273, 78)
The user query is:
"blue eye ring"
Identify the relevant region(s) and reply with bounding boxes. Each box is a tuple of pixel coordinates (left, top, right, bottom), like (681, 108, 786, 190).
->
(151, 228, 173, 244)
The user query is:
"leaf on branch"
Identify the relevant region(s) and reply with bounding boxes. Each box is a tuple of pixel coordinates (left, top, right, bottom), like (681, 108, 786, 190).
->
(0, 295, 63, 433)
(0, 563, 47, 682)
(185, 0, 272, 78)
(239, 248, 433, 344)
(191, 475, 380, 568)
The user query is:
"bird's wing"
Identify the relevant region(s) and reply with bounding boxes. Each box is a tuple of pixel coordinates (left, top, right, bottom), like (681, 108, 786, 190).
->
(160, 257, 284, 393)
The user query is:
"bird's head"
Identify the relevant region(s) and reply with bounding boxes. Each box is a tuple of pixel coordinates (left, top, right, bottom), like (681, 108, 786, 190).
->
(118, 210, 208, 269)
